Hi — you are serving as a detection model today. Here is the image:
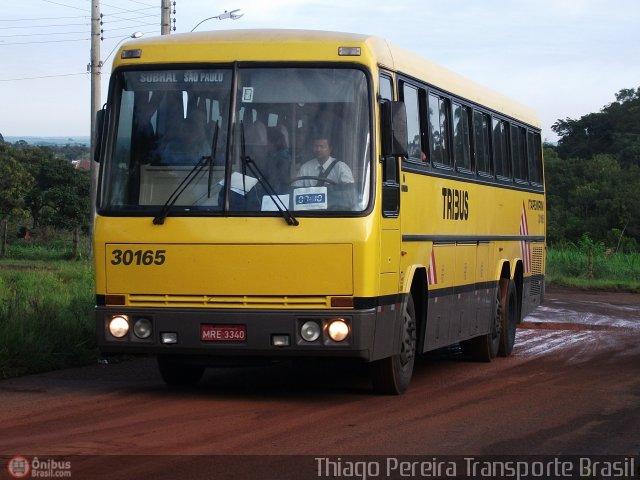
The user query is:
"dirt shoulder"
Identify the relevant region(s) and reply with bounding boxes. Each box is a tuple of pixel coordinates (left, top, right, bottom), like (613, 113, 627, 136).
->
(546, 285, 640, 305)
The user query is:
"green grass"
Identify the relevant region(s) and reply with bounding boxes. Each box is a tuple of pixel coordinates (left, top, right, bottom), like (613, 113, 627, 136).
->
(0, 257, 97, 378)
(546, 246, 640, 292)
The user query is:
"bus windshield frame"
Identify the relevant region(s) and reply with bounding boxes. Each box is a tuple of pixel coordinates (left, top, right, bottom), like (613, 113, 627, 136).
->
(98, 64, 374, 218)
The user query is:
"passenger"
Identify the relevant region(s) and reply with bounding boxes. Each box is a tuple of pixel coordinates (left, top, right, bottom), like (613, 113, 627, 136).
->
(156, 116, 211, 165)
(265, 128, 291, 191)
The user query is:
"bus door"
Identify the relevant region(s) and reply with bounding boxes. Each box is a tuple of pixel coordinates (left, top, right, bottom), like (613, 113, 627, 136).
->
(379, 73, 402, 295)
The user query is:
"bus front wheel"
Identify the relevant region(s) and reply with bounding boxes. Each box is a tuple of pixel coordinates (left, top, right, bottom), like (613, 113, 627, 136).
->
(371, 295, 417, 395)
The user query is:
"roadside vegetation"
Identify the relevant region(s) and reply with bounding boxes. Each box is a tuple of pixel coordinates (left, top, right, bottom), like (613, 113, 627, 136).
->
(546, 237, 640, 292)
(0, 239, 95, 379)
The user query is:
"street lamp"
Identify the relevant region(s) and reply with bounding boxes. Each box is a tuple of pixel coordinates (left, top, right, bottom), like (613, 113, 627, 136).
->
(190, 9, 244, 32)
(101, 32, 144, 66)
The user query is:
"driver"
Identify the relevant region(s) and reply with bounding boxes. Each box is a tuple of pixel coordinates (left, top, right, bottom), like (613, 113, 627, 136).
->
(295, 135, 354, 187)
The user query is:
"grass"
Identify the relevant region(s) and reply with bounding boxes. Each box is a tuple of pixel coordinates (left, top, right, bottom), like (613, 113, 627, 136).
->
(0, 256, 97, 378)
(546, 245, 640, 292)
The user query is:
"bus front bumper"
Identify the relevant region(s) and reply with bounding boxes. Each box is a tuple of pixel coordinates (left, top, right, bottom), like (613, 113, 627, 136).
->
(96, 306, 386, 362)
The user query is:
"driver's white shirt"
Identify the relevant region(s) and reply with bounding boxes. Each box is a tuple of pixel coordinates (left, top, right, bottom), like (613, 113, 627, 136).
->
(296, 157, 354, 187)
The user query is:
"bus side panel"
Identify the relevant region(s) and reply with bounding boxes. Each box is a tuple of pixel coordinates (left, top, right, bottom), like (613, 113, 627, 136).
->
(473, 242, 493, 337)
(453, 243, 477, 341)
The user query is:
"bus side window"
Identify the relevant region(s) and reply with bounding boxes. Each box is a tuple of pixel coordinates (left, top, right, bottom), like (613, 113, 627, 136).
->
(401, 82, 424, 162)
(428, 93, 451, 168)
(379, 74, 393, 102)
(492, 118, 510, 179)
(453, 102, 472, 172)
(473, 110, 491, 176)
(511, 125, 527, 182)
(527, 130, 543, 184)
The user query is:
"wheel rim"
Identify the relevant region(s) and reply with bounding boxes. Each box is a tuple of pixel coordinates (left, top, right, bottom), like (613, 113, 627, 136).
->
(399, 309, 416, 367)
(492, 292, 502, 341)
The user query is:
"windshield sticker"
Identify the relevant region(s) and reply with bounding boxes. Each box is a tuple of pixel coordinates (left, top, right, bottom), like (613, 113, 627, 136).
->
(219, 172, 259, 196)
(242, 87, 254, 103)
(184, 71, 225, 83)
(261, 195, 290, 211)
(139, 72, 178, 83)
(293, 187, 328, 211)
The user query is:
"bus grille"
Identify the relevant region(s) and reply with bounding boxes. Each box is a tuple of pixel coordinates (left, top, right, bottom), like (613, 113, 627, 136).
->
(529, 245, 545, 296)
(127, 294, 332, 309)
(530, 246, 544, 275)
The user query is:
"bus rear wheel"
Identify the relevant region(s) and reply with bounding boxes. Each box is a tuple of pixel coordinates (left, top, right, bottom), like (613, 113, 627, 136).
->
(460, 285, 501, 362)
(498, 279, 518, 357)
(157, 355, 205, 387)
(371, 295, 417, 395)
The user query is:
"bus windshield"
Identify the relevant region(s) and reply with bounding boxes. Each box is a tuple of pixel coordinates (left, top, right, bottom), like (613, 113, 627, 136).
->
(99, 66, 372, 216)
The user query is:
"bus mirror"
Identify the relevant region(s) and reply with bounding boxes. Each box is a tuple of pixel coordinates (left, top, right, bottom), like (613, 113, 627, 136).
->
(93, 107, 106, 163)
(381, 101, 408, 157)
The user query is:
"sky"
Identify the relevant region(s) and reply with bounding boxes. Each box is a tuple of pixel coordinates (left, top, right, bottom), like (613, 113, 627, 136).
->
(1, 0, 639, 142)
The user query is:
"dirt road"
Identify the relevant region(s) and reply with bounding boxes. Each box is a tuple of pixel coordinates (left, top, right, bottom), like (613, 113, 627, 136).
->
(1, 288, 638, 479)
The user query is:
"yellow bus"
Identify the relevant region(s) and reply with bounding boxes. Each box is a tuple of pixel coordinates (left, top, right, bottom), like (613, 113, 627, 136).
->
(94, 29, 545, 394)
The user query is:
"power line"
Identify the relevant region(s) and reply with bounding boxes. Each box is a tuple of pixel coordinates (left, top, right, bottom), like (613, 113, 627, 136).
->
(0, 72, 86, 82)
(102, 0, 155, 9)
(101, 5, 157, 14)
(101, 12, 159, 20)
(101, 22, 157, 33)
(0, 30, 88, 38)
(41, 0, 88, 13)
(0, 2, 159, 48)
(0, 15, 89, 22)
(0, 37, 89, 46)
(100, 29, 155, 40)
(2, 22, 90, 29)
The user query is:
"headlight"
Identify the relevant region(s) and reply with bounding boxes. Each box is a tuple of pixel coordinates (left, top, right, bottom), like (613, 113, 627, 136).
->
(327, 318, 350, 342)
(300, 321, 321, 342)
(108, 315, 129, 338)
(133, 318, 152, 339)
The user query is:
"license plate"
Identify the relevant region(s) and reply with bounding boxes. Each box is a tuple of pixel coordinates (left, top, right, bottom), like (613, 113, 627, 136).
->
(200, 324, 247, 342)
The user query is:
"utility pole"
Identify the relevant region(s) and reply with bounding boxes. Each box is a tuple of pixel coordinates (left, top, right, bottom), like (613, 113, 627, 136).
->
(89, 0, 101, 257)
(161, 0, 171, 35)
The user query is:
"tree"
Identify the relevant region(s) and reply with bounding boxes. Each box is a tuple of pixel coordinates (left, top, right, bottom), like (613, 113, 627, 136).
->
(548, 86, 640, 249)
(552, 86, 640, 166)
(0, 144, 34, 256)
(19, 149, 90, 258)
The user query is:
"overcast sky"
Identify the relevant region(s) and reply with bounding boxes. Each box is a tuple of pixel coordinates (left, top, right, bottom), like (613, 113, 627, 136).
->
(1, 0, 639, 141)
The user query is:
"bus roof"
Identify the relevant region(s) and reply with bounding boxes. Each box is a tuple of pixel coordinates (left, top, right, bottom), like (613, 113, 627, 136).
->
(114, 29, 539, 128)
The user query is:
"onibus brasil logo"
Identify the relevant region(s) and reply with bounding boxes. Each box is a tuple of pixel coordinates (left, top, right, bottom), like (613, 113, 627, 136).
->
(7, 456, 30, 479)
(7, 456, 72, 478)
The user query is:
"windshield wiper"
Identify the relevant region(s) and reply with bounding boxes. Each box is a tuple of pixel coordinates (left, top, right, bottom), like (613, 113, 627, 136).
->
(207, 121, 219, 198)
(239, 121, 299, 226)
(153, 122, 220, 225)
(152, 156, 209, 225)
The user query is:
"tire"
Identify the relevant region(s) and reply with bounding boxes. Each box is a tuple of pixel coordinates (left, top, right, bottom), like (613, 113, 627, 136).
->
(498, 279, 518, 357)
(371, 296, 417, 395)
(460, 286, 501, 362)
(157, 355, 205, 387)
